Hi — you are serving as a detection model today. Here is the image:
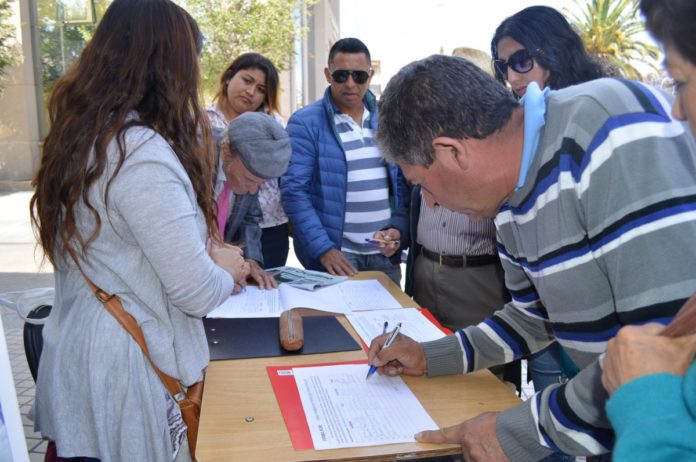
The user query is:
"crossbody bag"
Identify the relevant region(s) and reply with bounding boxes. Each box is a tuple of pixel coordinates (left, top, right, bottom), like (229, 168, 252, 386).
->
(70, 252, 204, 460)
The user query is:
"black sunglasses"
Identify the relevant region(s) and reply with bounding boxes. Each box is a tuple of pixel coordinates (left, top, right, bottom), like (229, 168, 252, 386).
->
(493, 49, 537, 79)
(330, 69, 371, 84)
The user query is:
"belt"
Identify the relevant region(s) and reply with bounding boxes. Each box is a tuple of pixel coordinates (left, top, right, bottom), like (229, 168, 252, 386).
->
(420, 247, 498, 268)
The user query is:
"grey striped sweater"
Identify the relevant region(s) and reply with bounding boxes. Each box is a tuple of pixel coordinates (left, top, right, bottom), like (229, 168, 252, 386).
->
(421, 78, 696, 461)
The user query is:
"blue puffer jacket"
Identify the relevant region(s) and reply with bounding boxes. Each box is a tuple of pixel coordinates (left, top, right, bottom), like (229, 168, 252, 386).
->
(281, 88, 410, 271)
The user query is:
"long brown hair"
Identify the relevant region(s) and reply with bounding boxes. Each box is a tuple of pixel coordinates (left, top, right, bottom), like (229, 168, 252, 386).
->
(214, 53, 281, 115)
(31, 0, 216, 266)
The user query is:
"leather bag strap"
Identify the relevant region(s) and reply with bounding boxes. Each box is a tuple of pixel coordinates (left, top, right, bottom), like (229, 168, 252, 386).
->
(66, 248, 185, 399)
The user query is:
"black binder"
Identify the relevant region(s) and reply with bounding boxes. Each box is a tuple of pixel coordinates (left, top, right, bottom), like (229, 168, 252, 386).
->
(203, 316, 361, 360)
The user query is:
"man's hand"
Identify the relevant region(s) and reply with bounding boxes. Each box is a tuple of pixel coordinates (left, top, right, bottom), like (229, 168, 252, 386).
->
(415, 412, 508, 462)
(372, 228, 401, 258)
(367, 332, 427, 376)
(246, 259, 278, 290)
(319, 248, 358, 276)
(602, 323, 696, 395)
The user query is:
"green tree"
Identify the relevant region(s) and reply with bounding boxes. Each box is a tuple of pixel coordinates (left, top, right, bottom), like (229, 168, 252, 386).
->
(185, 0, 312, 99)
(0, 0, 20, 91)
(567, 0, 660, 80)
(34, 0, 108, 96)
(32, 0, 310, 102)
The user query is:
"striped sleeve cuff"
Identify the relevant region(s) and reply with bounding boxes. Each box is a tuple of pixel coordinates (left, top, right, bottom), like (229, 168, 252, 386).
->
(497, 399, 554, 462)
(422, 335, 464, 377)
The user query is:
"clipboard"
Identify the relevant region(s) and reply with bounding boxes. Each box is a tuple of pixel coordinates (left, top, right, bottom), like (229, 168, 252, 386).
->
(203, 316, 361, 360)
(267, 360, 367, 450)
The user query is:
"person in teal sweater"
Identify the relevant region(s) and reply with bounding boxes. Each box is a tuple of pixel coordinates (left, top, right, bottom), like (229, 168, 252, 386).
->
(603, 325, 696, 460)
(602, 1, 696, 460)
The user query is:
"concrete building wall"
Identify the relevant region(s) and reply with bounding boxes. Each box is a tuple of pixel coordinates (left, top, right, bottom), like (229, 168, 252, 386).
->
(304, 0, 340, 105)
(0, 0, 42, 188)
(276, 0, 340, 123)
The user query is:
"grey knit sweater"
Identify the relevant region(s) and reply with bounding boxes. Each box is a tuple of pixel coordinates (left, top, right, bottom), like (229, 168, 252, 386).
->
(421, 78, 696, 460)
(34, 126, 234, 461)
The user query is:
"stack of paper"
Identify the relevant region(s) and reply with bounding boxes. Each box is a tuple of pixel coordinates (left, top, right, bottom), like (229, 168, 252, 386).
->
(268, 362, 439, 450)
(207, 279, 406, 318)
(346, 308, 449, 347)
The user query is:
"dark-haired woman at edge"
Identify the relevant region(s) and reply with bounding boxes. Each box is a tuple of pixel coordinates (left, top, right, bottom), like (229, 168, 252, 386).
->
(601, 1, 696, 460)
(491, 6, 607, 462)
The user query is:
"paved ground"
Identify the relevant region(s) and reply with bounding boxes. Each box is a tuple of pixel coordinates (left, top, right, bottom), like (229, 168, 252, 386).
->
(1, 190, 535, 461)
(1, 190, 52, 461)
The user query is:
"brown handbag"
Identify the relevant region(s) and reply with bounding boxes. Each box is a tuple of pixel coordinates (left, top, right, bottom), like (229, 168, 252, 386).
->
(70, 254, 204, 460)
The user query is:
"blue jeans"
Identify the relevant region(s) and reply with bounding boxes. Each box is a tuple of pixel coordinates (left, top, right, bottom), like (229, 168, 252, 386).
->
(528, 341, 569, 390)
(343, 252, 401, 286)
(529, 342, 575, 462)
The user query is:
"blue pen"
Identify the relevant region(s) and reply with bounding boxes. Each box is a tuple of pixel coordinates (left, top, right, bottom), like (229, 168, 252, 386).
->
(366, 322, 402, 380)
(381, 321, 389, 336)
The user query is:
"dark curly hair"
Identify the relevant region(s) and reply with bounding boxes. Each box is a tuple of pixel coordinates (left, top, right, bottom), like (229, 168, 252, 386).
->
(641, 0, 696, 65)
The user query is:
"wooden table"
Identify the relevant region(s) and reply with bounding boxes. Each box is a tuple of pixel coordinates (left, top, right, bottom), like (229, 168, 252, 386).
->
(197, 271, 521, 461)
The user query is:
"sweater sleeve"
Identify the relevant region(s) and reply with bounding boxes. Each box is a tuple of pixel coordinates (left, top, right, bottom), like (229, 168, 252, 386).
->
(607, 369, 696, 461)
(423, 84, 696, 460)
(111, 134, 234, 317)
(422, 272, 614, 461)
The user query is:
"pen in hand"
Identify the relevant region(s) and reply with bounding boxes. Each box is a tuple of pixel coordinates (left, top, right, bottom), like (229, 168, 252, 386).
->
(364, 237, 400, 247)
(366, 322, 402, 380)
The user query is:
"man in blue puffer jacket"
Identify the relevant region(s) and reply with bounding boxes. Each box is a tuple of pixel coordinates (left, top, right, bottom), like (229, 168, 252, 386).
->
(281, 38, 409, 284)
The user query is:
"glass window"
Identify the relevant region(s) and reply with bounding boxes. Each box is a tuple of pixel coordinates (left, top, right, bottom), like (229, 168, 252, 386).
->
(34, 0, 109, 134)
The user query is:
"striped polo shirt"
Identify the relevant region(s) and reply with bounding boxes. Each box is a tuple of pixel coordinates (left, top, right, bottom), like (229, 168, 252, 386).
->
(334, 107, 391, 254)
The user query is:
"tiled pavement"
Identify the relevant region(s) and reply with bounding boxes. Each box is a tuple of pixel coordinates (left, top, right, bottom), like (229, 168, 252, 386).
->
(1, 190, 54, 461)
(5, 326, 48, 462)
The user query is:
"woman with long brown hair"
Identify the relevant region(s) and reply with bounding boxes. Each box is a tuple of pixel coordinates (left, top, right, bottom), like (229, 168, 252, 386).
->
(30, 0, 246, 460)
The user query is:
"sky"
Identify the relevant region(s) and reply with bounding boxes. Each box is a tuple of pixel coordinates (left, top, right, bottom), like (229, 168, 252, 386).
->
(339, 0, 657, 86)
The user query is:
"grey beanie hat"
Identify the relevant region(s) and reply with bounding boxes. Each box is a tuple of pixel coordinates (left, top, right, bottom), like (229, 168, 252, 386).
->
(226, 111, 291, 179)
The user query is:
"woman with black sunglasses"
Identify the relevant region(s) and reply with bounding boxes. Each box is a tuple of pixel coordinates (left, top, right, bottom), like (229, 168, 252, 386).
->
(491, 5, 604, 98)
(490, 7, 607, 462)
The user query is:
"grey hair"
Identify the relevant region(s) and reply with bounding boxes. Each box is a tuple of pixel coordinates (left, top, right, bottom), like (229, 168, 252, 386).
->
(376, 55, 518, 166)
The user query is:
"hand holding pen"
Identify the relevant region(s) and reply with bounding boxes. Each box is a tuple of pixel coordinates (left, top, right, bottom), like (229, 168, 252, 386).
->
(366, 325, 428, 377)
(366, 228, 402, 258)
(366, 322, 402, 380)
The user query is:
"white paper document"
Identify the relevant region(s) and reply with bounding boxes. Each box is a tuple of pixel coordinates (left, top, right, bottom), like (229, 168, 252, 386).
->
(292, 363, 439, 450)
(206, 279, 404, 318)
(346, 308, 448, 346)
